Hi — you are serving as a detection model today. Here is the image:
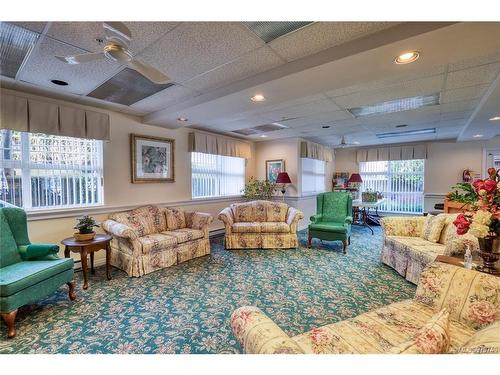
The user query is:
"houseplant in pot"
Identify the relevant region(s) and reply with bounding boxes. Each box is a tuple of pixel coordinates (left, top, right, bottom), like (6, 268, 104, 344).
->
(453, 167, 500, 274)
(74, 215, 100, 241)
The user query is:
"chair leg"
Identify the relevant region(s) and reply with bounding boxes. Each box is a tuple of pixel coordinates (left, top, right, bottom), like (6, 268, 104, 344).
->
(348, 236, 351, 245)
(67, 281, 76, 301)
(308, 233, 312, 248)
(342, 240, 348, 255)
(1, 309, 18, 338)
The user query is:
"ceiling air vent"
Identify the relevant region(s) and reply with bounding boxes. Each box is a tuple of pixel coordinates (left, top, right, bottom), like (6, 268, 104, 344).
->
(232, 128, 260, 136)
(232, 122, 289, 137)
(0, 23, 40, 78)
(244, 22, 313, 43)
(87, 68, 174, 106)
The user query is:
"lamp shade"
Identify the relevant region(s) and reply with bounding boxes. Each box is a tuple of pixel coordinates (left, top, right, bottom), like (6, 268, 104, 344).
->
(276, 172, 292, 184)
(348, 173, 363, 183)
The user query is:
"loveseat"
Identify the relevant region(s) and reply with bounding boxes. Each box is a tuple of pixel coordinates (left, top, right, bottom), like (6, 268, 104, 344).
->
(102, 205, 213, 277)
(231, 262, 499, 354)
(218, 201, 304, 249)
(380, 214, 479, 284)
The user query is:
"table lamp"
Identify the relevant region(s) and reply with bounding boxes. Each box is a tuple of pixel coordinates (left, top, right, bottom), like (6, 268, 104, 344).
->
(276, 172, 292, 201)
(348, 173, 363, 200)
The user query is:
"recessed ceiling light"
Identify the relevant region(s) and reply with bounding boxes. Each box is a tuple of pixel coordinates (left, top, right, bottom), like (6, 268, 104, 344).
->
(322, 125, 330, 129)
(51, 79, 68, 86)
(348, 93, 440, 118)
(489, 116, 500, 121)
(250, 94, 266, 102)
(177, 117, 188, 122)
(394, 51, 420, 64)
(353, 141, 360, 145)
(259, 134, 268, 138)
(473, 134, 483, 138)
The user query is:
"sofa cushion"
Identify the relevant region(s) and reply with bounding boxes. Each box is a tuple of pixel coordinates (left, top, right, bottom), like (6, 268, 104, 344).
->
(0, 258, 74, 297)
(162, 229, 204, 244)
(291, 300, 474, 354)
(130, 205, 167, 232)
(388, 308, 451, 354)
(165, 207, 186, 230)
(265, 202, 288, 222)
(421, 214, 447, 243)
(137, 234, 177, 254)
(309, 222, 348, 233)
(232, 222, 261, 233)
(260, 222, 290, 233)
(456, 321, 500, 354)
(231, 202, 255, 222)
(438, 214, 459, 244)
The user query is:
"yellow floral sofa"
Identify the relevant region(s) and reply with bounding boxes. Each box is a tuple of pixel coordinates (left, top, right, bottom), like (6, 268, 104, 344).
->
(102, 205, 212, 277)
(231, 262, 500, 354)
(218, 200, 304, 249)
(380, 214, 479, 284)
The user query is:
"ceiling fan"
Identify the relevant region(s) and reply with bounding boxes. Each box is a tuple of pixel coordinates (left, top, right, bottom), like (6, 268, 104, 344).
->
(336, 135, 359, 148)
(55, 22, 170, 84)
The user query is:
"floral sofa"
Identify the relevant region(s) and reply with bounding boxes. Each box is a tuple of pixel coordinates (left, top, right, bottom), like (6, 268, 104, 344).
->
(102, 205, 212, 277)
(218, 200, 304, 249)
(231, 262, 499, 354)
(380, 214, 479, 284)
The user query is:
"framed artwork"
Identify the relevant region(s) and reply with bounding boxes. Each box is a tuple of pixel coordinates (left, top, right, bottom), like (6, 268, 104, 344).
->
(131, 134, 175, 183)
(266, 159, 285, 183)
(332, 172, 349, 188)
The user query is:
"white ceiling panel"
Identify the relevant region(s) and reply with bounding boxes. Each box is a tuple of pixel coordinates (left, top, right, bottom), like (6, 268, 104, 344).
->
(448, 51, 500, 71)
(440, 100, 479, 114)
(17, 36, 122, 95)
(441, 84, 489, 104)
(131, 84, 199, 113)
(138, 22, 264, 83)
(445, 63, 500, 89)
(183, 46, 284, 93)
(260, 97, 341, 120)
(269, 22, 398, 62)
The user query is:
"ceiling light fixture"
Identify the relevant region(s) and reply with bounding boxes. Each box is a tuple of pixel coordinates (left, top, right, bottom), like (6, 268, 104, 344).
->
(489, 116, 500, 121)
(394, 51, 420, 64)
(177, 117, 188, 122)
(473, 134, 484, 138)
(353, 141, 360, 145)
(250, 94, 266, 102)
(259, 134, 268, 138)
(376, 128, 436, 139)
(348, 93, 440, 118)
(51, 79, 69, 86)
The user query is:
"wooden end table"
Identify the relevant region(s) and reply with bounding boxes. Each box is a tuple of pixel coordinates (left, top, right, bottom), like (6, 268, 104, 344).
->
(435, 255, 500, 277)
(62, 234, 113, 290)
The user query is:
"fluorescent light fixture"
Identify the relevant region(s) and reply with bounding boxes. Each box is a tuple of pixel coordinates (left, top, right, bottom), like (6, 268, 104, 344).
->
(348, 93, 440, 118)
(0, 23, 40, 78)
(250, 94, 266, 102)
(376, 128, 436, 139)
(394, 51, 420, 64)
(489, 116, 500, 121)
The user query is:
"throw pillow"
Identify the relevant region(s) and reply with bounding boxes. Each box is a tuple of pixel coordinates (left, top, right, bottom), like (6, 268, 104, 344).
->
(455, 321, 500, 354)
(388, 309, 450, 354)
(166, 207, 186, 230)
(421, 214, 447, 243)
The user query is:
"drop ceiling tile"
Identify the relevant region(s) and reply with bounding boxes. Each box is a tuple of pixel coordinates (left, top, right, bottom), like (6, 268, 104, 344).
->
(280, 110, 353, 128)
(17, 36, 122, 95)
(131, 84, 198, 113)
(46, 22, 178, 55)
(448, 51, 500, 71)
(269, 22, 398, 62)
(183, 46, 284, 93)
(440, 100, 479, 114)
(10, 22, 47, 33)
(441, 84, 489, 104)
(261, 98, 341, 120)
(440, 111, 472, 121)
(138, 22, 264, 83)
(445, 63, 500, 90)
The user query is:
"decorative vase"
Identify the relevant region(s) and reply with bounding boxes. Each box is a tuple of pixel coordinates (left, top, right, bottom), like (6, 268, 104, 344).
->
(477, 236, 500, 275)
(74, 232, 96, 241)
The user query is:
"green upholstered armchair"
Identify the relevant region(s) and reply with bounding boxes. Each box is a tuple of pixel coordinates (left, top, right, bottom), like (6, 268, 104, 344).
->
(0, 208, 76, 338)
(307, 192, 353, 254)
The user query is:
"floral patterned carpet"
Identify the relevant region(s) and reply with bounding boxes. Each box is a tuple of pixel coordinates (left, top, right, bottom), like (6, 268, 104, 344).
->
(0, 227, 416, 353)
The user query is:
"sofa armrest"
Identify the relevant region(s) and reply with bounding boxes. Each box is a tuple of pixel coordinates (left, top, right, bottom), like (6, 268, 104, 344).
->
(102, 219, 138, 240)
(380, 216, 426, 237)
(18, 244, 59, 260)
(186, 212, 213, 230)
(230, 306, 304, 354)
(286, 207, 304, 234)
(218, 207, 234, 226)
(309, 214, 323, 224)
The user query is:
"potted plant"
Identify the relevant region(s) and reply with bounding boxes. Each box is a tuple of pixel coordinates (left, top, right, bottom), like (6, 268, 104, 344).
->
(241, 177, 277, 201)
(74, 215, 100, 241)
(453, 168, 500, 274)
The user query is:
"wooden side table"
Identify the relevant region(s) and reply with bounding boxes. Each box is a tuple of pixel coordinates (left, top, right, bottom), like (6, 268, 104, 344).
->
(62, 234, 113, 290)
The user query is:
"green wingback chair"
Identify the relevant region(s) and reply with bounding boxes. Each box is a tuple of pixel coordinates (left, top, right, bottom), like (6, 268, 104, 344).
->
(0, 208, 76, 338)
(308, 192, 353, 254)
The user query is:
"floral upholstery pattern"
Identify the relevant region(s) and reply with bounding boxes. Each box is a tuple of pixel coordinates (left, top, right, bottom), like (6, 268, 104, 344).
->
(456, 321, 500, 354)
(103, 205, 213, 277)
(388, 309, 450, 354)
(231, 262, 498, 354)
(380, 214, 479, 284)
(219, 201, 304, 249)
(421, 215, 447, 243)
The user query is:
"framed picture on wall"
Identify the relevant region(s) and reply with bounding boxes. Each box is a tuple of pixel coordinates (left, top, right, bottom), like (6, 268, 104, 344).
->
(266, 159, 285, 183)
(131, 134, 175, 183)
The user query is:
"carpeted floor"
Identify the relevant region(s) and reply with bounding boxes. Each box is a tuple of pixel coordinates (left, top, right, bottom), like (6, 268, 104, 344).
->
(0, 227, 415, 353)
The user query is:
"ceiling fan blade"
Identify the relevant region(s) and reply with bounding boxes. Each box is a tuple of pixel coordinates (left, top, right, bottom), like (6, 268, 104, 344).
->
(55, 52, 105, 65)
(103, 22, 132, 47)
(128, 59, 170, 84)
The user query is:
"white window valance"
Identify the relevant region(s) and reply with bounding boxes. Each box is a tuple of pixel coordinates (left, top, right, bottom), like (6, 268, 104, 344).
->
(188, 131, 252, 159)
(300, 141, 334, 162)
(356, 144, 427, 162)
(0, 92, 110, 140)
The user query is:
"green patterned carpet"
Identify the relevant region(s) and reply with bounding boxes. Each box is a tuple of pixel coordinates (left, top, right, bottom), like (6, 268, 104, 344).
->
(0, 227, 415, 353)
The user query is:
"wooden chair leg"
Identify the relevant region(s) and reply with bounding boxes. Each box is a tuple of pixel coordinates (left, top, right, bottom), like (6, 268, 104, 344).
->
(307, 233, 312, 248)
(1, 309, 18, 338)
(348, 236, 351, 245)
(67, 281, 76, 301)
(342, 240, 348, 254)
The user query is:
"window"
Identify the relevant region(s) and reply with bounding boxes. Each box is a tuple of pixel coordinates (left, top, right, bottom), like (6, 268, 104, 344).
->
(191, 152, 245, 199)
(301, 158, 326, 194)
(359, 159, 424, 214)
(0, 129, 104, 210)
